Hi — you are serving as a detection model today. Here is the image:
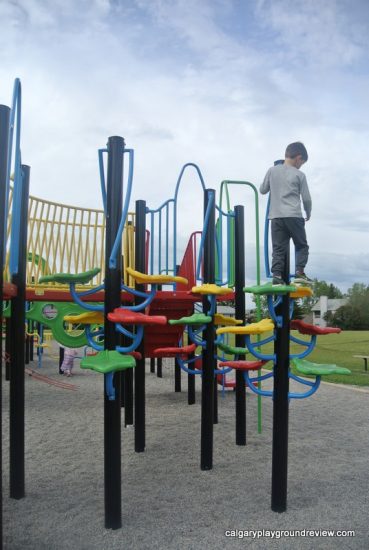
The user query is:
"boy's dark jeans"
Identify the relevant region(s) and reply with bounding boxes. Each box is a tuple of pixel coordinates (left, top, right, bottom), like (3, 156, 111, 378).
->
(271, 217, 309, 276)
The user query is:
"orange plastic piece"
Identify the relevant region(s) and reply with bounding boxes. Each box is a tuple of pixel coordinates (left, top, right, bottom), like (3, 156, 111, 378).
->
(108, 308, 167, 325)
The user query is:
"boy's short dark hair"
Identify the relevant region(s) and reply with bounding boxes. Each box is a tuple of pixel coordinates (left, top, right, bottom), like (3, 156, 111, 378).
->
(285, 142, 308, 161)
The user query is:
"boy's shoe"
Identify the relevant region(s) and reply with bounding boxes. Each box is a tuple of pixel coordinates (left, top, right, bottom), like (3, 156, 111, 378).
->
(272, 275, 286, 286)
(294, 272, 314, 285)
(64, 369, 71, 377)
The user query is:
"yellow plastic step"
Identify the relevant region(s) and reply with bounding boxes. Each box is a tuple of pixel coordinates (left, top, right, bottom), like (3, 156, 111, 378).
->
(191, 283, 234, 296)
(126, 267, 188, 285)
(216, 318, 274, 336)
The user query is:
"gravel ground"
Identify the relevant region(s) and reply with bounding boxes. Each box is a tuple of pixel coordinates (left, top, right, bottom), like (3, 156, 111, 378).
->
(2, 351, 369, 549)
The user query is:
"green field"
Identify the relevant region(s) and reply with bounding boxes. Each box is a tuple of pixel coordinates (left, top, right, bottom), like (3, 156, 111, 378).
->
(228, 330, 369, 387)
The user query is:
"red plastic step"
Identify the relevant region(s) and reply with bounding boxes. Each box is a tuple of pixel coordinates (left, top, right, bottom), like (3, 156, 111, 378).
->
(152, 342, 196, 358)
(2, 282, 17, 299)
(108, 308, 167, 325)
(128, 351, 142, 360)
(218, 360, 268, 371)
(291, 319, 341, 335)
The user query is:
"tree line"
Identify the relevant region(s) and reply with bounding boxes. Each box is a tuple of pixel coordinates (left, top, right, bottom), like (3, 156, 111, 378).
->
(251, 280, 369, 330)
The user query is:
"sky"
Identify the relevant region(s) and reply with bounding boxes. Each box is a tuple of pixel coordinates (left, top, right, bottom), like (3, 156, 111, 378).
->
(0, 0, 368, 292)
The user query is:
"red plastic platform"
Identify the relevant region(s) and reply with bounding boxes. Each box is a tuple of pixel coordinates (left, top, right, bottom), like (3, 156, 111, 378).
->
(291, 319, 341, 335)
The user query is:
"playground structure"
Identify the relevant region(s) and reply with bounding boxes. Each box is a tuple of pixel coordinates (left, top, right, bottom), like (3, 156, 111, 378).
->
(1, 79, 351, 536)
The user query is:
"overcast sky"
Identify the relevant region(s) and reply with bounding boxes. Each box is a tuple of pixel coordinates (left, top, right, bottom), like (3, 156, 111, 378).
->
(1, 0, 368, 291)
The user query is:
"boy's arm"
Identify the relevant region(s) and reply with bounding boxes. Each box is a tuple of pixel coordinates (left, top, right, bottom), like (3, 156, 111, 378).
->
(301, 175, 312, 220)
(259, 168, 271, 194)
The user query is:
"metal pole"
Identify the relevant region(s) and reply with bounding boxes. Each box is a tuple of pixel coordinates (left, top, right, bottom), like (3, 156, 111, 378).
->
(59, 346, 64, 374)
(134, 200, 146, 453)
(0, 103, 10, 550)
(187, 347, 196, 405)
(29, 321, 34, 362)
(174, 357, 181, 392)
(271, 251, 290, 512)
(5, 318, 11, 380)
(234, 205, 246, 445)
(157, 357, 163, 378)
(120, 311, 133, 426)
(104, 136, 124, 529)
(201, 189, 215, 470)
(10, 164, 30, 499)
(156, 284, 163, 378)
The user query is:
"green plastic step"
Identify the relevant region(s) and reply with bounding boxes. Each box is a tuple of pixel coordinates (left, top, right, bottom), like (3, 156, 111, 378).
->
(39, 267, 101, 285)
(217, 341, 247, 355)
(244, 282, 297, 295)
(292, 358, 351, 376)
(169, 313, 212, 326)
(80, 350, 136, 374)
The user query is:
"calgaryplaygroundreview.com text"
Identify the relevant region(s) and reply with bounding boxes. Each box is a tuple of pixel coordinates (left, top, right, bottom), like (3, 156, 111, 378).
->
(224, 529, 355, 540)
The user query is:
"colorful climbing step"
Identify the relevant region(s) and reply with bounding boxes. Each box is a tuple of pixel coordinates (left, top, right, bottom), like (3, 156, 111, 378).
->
(81, 350, 136, 374)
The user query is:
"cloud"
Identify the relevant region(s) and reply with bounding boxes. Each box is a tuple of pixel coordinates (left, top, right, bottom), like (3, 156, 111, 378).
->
(0, 0, 368, 289)
(255, 0, 367, 68)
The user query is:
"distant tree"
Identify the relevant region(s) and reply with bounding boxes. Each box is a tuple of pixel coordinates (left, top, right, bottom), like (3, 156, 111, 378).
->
(330, 283, 369, 330)
(301, 279, 344, 311)
(291, 300, 305, 320)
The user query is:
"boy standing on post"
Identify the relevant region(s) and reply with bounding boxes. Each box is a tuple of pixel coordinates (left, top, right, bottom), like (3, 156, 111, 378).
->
(260, 142, 312, 286)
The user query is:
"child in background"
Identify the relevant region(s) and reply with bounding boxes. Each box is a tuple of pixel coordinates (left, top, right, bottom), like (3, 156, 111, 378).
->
(60, 347, 78, 377)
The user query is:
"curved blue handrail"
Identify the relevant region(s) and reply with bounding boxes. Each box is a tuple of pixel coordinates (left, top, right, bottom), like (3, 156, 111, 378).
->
(86, 327, 104, 351)
(173, 163, 206, 278)
(264, 196, 271, 279)
(244, 370, 273, 397)
(8, 78, 23, 275)
(109, 148, 134, 268)
(70, 284, 105, 312)
(98, 148, 107, 213)
(196, 189, 215, 280)
(245, 334, 275, 361)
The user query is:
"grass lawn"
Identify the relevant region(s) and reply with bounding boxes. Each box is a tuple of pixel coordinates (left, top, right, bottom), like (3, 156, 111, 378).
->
(226, 330, 369, 387)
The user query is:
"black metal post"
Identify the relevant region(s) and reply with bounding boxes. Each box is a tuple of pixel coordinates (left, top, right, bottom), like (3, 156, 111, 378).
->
(234, 206, 246, 445)
(174, 265, 181, 392)
(134, 200, 146, 453)
(5, 318, 11, 380)
(25, 315, 30, 365)
(124, 367, 134, 426)
(157, 357, 163, 378)
(156, 284, 163, 378)
(103, 136, 124, 529)
(120, 316, 133, 426)
(59, 346, 64, 374)
(29, 321, 34, 362)
(150, 358, 155, 373)
(0, 103, 10, 550)
(201, 189, 215, 470)
(271, 252, 290, 512)
(188, 348, 196, 405)
(10, 164, 30, 499)
(174, 357, 181, 392)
